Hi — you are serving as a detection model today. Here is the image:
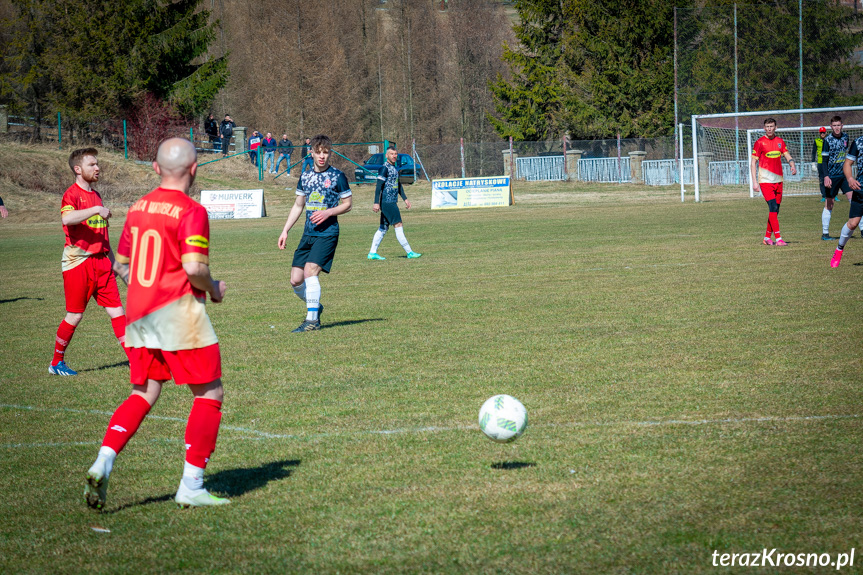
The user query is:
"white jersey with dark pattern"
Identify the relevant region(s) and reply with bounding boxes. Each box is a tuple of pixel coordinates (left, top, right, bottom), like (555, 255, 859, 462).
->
(296, 166, 352, 236)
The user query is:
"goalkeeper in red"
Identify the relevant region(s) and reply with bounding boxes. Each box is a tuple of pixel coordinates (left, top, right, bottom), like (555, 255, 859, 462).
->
(84, 138, 230, 510)
(750, 118, 797, 245)
(830, 134, 863, 267)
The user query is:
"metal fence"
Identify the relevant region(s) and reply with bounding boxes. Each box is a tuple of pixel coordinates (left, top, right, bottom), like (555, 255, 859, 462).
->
(643, 159, 694, 186)
(516, 156, 565, 181)
(578, 158, 631, 183)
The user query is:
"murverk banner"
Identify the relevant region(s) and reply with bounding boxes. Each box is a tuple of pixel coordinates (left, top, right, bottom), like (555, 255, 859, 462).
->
(201, 189, 265, 219)
(431, 176, 512, 209)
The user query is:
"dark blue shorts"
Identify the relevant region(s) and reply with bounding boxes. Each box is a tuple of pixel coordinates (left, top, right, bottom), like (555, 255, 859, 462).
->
(825, 175, 850, 198)
(292, 234, 339, 273)
(379, 202, 402, 227)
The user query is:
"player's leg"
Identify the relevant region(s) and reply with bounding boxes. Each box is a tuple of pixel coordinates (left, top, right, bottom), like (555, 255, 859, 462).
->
(85, 364, 166, 511)
(51, 260, 95, 374)
(760, 184, 780, 245)
(832, 197, 863, 267)
(369, 218, 388, 260)
(773, 185, 786, 245)
(292, 236, 337, 332)
(394, 223, 421, 258)
(302, 263, 322, 323)
(173, 343, 228, 507)
(95, 256, 133, 361)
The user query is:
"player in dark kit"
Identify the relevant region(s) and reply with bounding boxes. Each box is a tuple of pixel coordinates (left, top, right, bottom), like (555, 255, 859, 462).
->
(84, 138, 230, 509)
(278, 134, 353, 332)
(750, 118, 797, 246)
(830, 135, 863, 267)
(820, 116, 850, 240)
(367, 147, 422, 260)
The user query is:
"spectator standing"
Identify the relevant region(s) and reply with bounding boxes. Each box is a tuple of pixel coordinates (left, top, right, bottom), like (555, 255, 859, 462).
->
(301, 137, 313, 172)
(219, 115, 235, 156)
(204, 113, 220, 152)
(248, 131, 262, 166)
(275, 134, 293, 174)
(0, 195, 7, 218)
(262, 132, 278, 174)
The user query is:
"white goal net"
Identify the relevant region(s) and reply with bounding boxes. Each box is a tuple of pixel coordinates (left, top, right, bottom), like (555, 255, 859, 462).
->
(691, 106, 863, 201)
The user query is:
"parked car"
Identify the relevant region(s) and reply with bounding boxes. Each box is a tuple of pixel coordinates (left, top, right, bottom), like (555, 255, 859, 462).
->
(354, 153, 416, 184)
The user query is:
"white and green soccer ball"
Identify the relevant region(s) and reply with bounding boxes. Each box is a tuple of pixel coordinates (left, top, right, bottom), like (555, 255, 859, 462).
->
(478, 395, 527, 443)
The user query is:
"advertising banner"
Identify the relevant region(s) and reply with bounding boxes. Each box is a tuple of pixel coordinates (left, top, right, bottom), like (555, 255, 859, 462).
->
(200, 189, 266, 219)
(431, 176, 511, 210)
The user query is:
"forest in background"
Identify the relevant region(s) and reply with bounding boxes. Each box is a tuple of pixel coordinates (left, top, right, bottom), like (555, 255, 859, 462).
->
(212, 0, 514, 145)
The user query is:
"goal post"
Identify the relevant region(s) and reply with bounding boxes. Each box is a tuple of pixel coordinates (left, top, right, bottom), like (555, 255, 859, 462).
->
(691, 105, 863, 202)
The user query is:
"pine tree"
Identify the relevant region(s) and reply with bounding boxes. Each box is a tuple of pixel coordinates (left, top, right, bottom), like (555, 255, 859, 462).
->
(488, 0, 567, 141)
(0, 0, 227, 124)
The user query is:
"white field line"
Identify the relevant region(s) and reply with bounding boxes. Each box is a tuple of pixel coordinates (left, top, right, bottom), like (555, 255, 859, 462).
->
(1, 403, 860, 449)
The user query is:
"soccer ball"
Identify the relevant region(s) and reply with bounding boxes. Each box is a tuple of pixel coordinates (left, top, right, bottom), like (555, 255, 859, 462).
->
(478, 395, 527, 443)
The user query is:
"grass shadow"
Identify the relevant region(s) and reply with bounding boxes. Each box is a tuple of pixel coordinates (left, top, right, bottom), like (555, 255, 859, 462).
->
(105, 493, 174, 514)
(103, 460, 301, 513)
(79, 361, 129, 372)
(322, 318, 385, 329)
(0, 297, 44, 304)
(206, 459, 301, 497)
(491, 461, 537, 470)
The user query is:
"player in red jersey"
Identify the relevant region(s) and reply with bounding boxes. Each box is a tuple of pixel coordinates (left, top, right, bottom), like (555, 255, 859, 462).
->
(750, 118, 797, 246)
(84, 138, 230, 510)
(50, 148, 131, 376)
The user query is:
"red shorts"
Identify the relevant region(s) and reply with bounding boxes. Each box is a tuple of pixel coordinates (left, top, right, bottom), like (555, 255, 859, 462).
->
(62, 254, 122, 313)
(129, 343, 221, 385)
(760, 183, 783, 204)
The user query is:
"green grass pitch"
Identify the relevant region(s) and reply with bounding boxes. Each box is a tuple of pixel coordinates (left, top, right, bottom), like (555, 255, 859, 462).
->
(1, 185, 861, 573)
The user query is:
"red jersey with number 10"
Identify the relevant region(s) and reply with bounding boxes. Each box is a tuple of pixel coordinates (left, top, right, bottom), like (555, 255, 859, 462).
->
(752, 136, 787, 184)
(116, 187, 218, 351)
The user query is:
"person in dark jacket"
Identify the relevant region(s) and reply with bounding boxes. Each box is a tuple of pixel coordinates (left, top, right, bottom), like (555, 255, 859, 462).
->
(275, 135, 293, 174)
(204, 114, 220, 152)
(219, 115, 235, 156)
(262, 133, 278, 174)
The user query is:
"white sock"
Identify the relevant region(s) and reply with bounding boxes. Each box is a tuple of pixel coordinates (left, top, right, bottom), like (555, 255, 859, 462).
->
(395, 226, 412, 254)
(370, 229, 386, 254)
(838, 224, 852, 249)
(182, 461, 205, 491)
(293, 282, 306, 302)
(305, 276, 321, 321)
(822, 208, 832, 234)
(91, 446, 117, 478)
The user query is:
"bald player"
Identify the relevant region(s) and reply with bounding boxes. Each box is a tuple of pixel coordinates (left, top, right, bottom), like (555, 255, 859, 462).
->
(84, 138, 230, 510)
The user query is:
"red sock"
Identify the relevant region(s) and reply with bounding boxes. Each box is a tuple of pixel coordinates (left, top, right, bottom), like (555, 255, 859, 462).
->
(111, 315, 132, 361)
(102, 394, 151, 455)
(765, 220, 773, 239)
(184, 398, 223, 468)
(768, 212, 781, 239)
(52, 320, 77, 365)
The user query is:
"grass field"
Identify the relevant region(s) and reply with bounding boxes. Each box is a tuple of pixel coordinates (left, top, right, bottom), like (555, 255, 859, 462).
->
(1, 172, 862, 573)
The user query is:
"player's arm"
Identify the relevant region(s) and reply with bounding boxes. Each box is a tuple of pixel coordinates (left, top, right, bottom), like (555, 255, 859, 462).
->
(61, 205, 110, 226)
(749, 154, 759, 192)
(278, 195, 306, 249)
(782, 151, 797, 175)
(310, 196, 352, 224)
(399, 182, 411, 209)
(183, 262, 226, 303)
(373, 167, 385, 211)
(843, 157, 859, 191)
